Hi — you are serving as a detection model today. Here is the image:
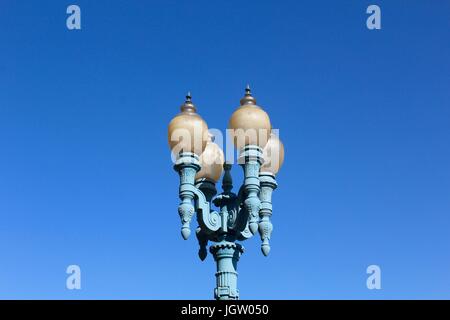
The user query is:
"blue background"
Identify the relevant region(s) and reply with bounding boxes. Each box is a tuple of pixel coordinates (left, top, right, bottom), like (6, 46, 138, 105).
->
(0, 0, 449, 299)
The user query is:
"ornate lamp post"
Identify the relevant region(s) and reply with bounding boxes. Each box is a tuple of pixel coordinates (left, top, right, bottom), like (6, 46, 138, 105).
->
(168, 87, 284, 300)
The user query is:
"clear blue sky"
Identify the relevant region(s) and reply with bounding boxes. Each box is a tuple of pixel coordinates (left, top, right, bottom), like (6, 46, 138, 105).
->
(0, 1, 449, 299)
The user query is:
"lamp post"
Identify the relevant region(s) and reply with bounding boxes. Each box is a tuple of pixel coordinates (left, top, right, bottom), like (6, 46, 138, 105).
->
(168, 87, 284, 300)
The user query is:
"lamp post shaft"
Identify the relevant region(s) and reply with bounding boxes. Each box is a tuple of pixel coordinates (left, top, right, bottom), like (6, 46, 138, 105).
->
(210, 242, 243, 300)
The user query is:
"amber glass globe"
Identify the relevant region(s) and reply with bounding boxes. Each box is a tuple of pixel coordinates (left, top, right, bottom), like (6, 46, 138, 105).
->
(228, 87, 271, 150)
(196, 135, 224, 182)
(168, 94, 209, 156)
(261, 133, 284, 175)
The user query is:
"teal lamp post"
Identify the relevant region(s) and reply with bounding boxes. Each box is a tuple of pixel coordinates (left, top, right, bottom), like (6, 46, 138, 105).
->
(168, 87, 284, 300)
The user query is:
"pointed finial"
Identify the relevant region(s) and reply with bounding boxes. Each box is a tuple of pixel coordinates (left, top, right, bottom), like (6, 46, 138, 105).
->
(181, 91, 196, 113)
(261, 243, 271, 256)
(240, 84, 256, 105)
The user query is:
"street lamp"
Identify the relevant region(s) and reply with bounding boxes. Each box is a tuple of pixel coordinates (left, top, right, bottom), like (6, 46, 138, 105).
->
(167, 87, 284, 300)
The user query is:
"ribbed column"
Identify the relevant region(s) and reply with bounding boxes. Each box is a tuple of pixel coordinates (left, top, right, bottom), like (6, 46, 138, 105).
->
(210, 242, 244, 300)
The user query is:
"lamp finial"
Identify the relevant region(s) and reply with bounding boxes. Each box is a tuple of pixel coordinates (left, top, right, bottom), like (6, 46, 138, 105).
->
(240, 85, 256, 105)
(181, 91, 196, 112)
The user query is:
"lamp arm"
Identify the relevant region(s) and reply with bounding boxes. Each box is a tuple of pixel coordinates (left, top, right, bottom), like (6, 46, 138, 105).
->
(193, 186, 221, 234)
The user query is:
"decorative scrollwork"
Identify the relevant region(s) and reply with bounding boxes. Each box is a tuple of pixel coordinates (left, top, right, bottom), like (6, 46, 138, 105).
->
(193, 186, 221, 234)
(208, 210, 220, 228)
(237, 224, 253, 241)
